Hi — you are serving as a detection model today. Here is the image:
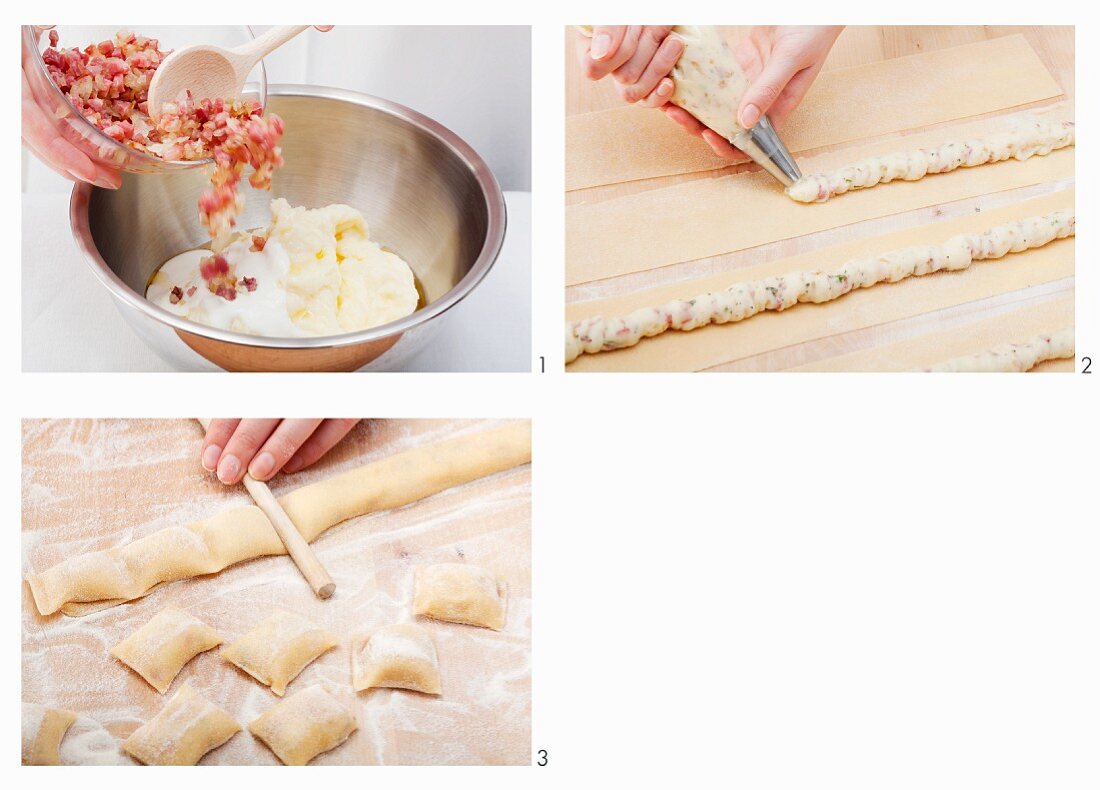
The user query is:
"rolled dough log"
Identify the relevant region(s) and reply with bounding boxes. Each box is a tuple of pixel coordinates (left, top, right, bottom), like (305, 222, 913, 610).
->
(566, 210, 1074, 363)
(788, 117, 1074, 203)
(25, 423, 531, 617)
(924, 327, 1074, 372)
(22, 703, 77, 765)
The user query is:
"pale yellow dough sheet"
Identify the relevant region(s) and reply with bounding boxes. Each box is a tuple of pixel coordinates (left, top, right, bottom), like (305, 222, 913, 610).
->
(790, 296, 1075, 372)
(25, 423, 532, 617)
(566, 189, 1074, 372)
(566, 105, 1073, 286)
(566, 34, 1063, 191)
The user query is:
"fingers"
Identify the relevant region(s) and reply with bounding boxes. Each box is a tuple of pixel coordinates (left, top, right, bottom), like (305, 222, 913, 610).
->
(588, 25, 627, 61)
(663, 104, 706, 135)
(91, 162, 123, 189)
(21, 135, 81, 182)
(313, 25, 334, 32)
(617, 31, 682, 104)
(22, 70, 120, 187)
(638, 77, 675, 108)
(701, 129, 743, 160)
(45, 135, 103, 184)
(584, 26, 639, 81)
(247, 419, 325, 481)
(611, 26, 673, 81)
(738, 52, 802, 129)
(762, 60, 823, 128)
(216, 419, 281, 484)
(201, 419, 240, 472)
(662, 106, 745, 160)
(284, 419, 360, 474)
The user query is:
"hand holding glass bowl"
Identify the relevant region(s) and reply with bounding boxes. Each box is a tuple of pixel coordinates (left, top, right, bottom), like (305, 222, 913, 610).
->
(20, 25, 331, 187)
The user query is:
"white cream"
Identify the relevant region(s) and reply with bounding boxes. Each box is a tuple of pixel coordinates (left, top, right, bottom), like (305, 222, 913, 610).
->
(147, 236, 305, 338)
(145, 199, 420, 338)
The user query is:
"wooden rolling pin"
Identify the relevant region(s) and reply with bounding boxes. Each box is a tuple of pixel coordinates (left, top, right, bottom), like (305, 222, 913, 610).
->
(196, 418, 335, 599)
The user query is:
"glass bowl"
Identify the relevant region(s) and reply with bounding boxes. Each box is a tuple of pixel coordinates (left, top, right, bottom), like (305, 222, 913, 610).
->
(21, 25, 267, 175)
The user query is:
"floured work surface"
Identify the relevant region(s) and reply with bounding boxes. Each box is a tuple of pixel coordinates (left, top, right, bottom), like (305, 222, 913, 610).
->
(789, 296, 1074, 372)
(566, 105, 1074, 286)
(566, 34, 1063, 191)
(22, 419, 531, 765)
(566, 189, 1074, 372)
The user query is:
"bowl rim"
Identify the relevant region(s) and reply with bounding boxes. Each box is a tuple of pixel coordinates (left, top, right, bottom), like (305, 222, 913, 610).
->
(70, 83, 509, 351)
(23, 25, 266, 172)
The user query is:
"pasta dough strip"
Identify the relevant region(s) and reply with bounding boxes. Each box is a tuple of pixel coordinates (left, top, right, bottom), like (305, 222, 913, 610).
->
(923, 327, 1074, 372)
(788, 118, 1074, 203)
(566, 105, 1073, 285)
(566, 210, 1073, 363)
(25, 423, 531, 617)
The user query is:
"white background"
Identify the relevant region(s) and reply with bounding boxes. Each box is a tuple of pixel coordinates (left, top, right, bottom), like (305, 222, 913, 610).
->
(10, 4, 1099, 789)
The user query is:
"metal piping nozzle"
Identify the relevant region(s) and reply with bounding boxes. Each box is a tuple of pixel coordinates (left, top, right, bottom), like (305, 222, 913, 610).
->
(731, 115, 801, 188)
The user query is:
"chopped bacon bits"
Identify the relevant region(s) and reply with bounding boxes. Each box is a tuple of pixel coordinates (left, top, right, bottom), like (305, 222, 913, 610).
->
(198, 253, 239, 301)
(169, 285, 184, 304)
(242, 276, 258, 292)
(250, 234, 267, 252)
(44, 31, 284, 241)
(198, 253, 229, 281)
(43, 31, 165, 144)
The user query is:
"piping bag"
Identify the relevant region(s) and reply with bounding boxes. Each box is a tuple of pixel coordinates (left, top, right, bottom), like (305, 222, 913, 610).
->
(578, 26, 801, 187)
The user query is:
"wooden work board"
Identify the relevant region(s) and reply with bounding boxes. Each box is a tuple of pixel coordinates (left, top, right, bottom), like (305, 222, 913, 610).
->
(564, 26, 1075, 372)
(22, 418, 532, 765)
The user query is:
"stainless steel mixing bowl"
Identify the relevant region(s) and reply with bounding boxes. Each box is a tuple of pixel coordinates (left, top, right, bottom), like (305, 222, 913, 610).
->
(70, 84, 507, 371)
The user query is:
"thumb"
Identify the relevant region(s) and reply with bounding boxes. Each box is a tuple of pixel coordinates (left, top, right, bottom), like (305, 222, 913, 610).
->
(738, 54, 800, 129)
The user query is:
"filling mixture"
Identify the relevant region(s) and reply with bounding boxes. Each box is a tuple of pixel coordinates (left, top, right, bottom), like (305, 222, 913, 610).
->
(147, 200, 420, 338)
(43, 30, 284, 240)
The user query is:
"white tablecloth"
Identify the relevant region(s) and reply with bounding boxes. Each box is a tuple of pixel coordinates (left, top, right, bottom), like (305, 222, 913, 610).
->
(21, 191, 530, 372)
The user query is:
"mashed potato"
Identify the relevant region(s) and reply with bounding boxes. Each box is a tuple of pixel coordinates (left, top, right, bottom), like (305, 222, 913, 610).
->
(148, 199, 419, 337)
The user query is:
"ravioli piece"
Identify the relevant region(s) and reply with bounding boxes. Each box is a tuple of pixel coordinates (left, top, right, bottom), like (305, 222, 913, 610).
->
(22, 703, 77, 765)
(351, 623, 441, 694)
(414, 563, 507, 631)
(221, 608, 337, 696)
(249, 685, 356, 765)
(122, 684, 240, 765)
(110, 607, 223, 694)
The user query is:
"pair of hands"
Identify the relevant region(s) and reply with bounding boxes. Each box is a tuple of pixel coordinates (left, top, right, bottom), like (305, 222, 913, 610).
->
(201, 419, 360, 485)
(577, 26, 842, 159)
(21, 25, 333, 188)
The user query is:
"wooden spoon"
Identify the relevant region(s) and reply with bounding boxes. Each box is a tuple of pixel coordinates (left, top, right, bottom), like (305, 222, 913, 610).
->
(147, 25, 310, 117)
